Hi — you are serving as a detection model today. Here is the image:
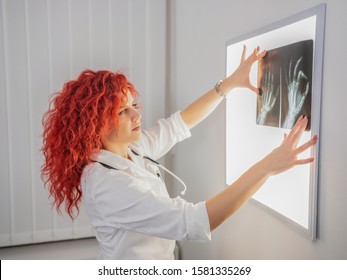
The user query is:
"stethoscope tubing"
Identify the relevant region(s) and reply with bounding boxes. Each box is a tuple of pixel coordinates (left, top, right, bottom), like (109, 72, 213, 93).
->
(143, 156, 187, 195)
(95, 149, 187, 196)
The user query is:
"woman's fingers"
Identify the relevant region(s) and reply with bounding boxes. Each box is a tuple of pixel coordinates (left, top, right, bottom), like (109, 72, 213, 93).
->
(294, 135, 318, 155)
(288, 116, 308, 146)
(292, 117, 308, 146)
(235, 45, 266, 95)
(281, 133, 288, 144)
(249, 84, 260, 95)
(242, 45, 266, 64)
(256, 50, 267, 61)
(266, 116, 317, 175)
(287, 116, 304, 141)
(248, 47, 265, 62)
(294, 157, 314, 165)
(241, 45, 247, 62)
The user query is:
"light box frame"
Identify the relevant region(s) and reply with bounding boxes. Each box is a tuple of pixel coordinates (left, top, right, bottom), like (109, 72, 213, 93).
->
(225, 4, 325, 240)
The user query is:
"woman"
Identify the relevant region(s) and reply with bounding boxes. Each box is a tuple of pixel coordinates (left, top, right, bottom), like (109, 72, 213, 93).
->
(41, 46, 317, 259)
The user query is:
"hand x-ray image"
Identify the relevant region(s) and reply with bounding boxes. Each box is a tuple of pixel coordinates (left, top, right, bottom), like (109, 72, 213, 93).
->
(256, 40, 313, 130)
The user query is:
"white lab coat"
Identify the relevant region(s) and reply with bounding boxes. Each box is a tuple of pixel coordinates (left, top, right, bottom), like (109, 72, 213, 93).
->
(81, 111, 211, 259)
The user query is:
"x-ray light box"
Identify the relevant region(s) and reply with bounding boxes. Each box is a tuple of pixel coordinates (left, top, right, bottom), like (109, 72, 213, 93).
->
(225, 4, 325, 240)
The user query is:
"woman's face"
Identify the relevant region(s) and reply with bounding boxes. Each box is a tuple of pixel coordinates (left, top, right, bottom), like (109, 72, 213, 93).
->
(105, 91, 142, 147)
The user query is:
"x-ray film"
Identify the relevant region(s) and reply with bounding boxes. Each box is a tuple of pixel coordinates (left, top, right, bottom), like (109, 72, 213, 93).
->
(257, 40, 313, 130)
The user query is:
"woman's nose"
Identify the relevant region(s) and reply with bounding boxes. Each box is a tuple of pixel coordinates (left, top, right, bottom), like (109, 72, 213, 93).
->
(131, 107, 141, 122)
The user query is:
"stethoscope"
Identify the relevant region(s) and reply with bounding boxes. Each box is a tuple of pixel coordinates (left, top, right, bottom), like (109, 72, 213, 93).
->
(142, 155, 187, 196)
(95, 149, 187, 195)
(132, 149, 187, 196)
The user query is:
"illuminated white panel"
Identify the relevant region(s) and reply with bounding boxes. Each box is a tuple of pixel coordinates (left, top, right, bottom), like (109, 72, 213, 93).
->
(225, 4, 325, 239)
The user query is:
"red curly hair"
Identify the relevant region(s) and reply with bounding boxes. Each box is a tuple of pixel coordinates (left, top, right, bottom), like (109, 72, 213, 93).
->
(41, 69, 138, 219)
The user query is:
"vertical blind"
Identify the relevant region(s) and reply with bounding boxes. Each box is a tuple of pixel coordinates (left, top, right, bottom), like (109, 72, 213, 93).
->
(0, 0, 167, 247)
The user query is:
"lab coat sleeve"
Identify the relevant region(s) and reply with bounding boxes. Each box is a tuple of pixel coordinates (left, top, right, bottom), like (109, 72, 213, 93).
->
(132, 111, 191, 160)
(91, 170, 211, 242)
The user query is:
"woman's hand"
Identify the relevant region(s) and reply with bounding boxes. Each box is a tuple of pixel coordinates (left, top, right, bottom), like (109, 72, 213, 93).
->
(180, 45, 266, 129)
(261, 115, 318, 176)
(222, 45, 266, 95)
(206, 115, 317, 231)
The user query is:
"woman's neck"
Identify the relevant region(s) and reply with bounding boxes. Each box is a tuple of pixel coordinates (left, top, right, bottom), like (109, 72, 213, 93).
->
(103, 142, 130, 159)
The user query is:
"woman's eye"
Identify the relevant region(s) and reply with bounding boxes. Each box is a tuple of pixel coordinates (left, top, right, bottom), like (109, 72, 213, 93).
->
(133, 103, 142, 109)
(118, 109, 126, 116)
(119, 104, 141, 115)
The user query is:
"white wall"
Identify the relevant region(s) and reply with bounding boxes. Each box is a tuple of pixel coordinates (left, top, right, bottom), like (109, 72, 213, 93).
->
(0, 0, 167, 258)
(172, 0, 347, 259)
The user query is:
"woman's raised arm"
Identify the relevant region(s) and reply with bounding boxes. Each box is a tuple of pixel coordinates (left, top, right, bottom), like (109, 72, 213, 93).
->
(180, 46, 266, 129)
(206, 115, 317, 231)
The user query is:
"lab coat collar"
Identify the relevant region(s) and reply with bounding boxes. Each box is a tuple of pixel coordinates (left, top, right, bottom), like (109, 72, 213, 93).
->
(90, 149, 136, 171)
(90, 148, 159, 182)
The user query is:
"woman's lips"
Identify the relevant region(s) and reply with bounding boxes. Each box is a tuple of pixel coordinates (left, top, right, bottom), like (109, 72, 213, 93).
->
(132, 125, 141, 131)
